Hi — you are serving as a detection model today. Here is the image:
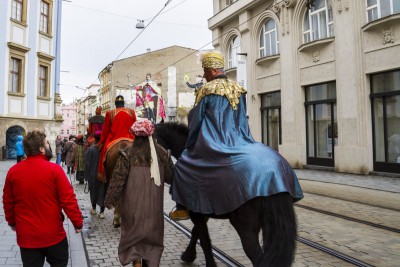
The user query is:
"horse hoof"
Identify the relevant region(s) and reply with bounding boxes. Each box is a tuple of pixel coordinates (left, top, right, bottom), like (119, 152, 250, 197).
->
(113, 224, 120, 228)
(181, 251, 196, 263)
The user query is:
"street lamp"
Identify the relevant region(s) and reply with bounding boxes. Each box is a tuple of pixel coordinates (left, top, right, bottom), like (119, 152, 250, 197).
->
(136, 20, 145, 29)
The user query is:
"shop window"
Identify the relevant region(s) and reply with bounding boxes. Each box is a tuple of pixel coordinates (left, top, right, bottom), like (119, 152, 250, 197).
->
(305, 82, 337, 167)
(371, 70, 400, 173)
(260, 91, 281, 150)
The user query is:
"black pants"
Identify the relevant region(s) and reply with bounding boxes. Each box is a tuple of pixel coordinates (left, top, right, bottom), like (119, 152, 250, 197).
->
(20, 237, 68, 267)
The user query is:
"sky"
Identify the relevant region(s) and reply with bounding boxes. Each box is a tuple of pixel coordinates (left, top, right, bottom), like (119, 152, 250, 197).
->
(59, 0, 214, 104)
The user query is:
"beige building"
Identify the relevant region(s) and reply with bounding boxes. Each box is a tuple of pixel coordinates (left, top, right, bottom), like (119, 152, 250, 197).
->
(0, 0, 63, 159)
(98, 46, 204, 121)
(209, 0, 400, 175)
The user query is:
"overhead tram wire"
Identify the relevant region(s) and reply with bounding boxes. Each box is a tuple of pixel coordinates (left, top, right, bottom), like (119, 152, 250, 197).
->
(128, 0, 284, 87)
(114, 0, 173, 61)
(67, 0, 289, 94)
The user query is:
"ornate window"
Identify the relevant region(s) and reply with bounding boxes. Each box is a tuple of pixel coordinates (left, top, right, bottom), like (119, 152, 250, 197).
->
(9, 58, 22, 93)
(259, 19, 279, 58)
(38, 65, 48, 97)
(40, 1, 50, 34)
(228, 36, 240, 69)
(366, 0, 400, 22)
(303, 0, 334, 43)
(11, 0, 23, 22)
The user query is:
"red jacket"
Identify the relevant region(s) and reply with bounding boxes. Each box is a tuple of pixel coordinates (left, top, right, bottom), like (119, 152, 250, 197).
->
(3, 154, 83, 248)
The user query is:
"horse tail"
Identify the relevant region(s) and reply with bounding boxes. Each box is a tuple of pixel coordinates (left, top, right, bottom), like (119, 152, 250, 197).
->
(258, 193, 297, 267)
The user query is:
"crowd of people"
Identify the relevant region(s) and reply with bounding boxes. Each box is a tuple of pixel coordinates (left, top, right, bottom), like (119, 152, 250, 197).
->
(2, 51, 303, 267)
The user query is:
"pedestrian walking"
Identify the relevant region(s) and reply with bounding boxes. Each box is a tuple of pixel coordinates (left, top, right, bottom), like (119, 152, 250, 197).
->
(84, 130, 106, 218)
(74, 134, 85, 184)
(2, 129, 83, 267)
(105, 119, 174, 267)
(64, 136, 75, 174)
(15, 134, 24, 163)
(55, 135, 63, 165)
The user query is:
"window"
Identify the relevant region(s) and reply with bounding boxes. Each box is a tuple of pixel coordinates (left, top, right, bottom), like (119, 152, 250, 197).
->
(40, 1, 50, 34)
(367, 0, 400, 22)
(67, 130, 69, 134)
(9, 58, 21, 93)
(261, 91, 281, 150)
(303, 0, 334, 43)
(11, 0, 23, 22)
(370, 70, 400, 173)
(305, 82, 337, 167)
(259, 19, 279, 58)
(228, 36, 240, 69)
(38, 65, 48, 97)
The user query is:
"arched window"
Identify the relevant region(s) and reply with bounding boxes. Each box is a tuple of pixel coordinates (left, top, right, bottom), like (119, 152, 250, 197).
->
(367, 0, 400, 22)
(228, 36, 240, 69)
(303, 0, 334, 43)
(259, 19, 279, 58)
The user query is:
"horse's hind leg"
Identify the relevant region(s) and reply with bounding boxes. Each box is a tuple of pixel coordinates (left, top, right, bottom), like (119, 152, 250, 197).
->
(180, 224, 198, 263)
(191, 213, 216, 267)
(230, 199, 263, 265)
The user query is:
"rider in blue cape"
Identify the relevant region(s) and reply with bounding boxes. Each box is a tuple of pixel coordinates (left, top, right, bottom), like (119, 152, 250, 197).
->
(170, 50, 303, 218)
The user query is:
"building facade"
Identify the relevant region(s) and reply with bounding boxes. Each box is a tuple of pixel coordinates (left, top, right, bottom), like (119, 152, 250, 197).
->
(209, 0, 400, 175)
(98, 46, 204, 121)
(0, 0, 63, 158)
(60, 103, 76, 139)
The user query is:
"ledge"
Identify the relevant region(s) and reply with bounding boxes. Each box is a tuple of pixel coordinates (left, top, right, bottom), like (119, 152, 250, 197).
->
(8, 92, 26, 97)
(37, 52, 55, 61)
(225, 67, 237, 75)
(39, 31, 53, 39)
(255, 54, 280, 67)
(7, 42, 30, 53)
(362, 13, 400, 32)
(37, 96, 52, 101)
(10, 18, 27, 27)
(298, 37, 335, 53)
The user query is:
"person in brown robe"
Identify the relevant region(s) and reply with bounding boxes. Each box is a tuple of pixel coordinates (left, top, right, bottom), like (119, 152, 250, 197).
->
(104, 119, 174, 267)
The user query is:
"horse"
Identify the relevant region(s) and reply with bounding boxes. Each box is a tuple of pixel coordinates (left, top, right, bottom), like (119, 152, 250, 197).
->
(102, 123, 188, 227)
(103, 139, 133, 227)
(104, 122, 297, 266)
(154, 122, 297, 267)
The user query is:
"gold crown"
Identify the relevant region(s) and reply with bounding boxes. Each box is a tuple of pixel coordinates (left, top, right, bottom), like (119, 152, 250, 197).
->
(116, 96, 124, 101)
(201, 51, 224, 69)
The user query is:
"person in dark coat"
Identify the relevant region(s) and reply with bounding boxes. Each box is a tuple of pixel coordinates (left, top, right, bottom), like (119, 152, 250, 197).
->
(55, 135, 63, 165)
(74, 135, 85, 184)
(64, 136, 75, 174)
(84, 131, 106, 219)
(105, 119, 174, 267)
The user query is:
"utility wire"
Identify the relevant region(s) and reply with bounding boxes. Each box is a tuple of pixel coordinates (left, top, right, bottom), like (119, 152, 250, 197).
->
(62, 0, 292, 102)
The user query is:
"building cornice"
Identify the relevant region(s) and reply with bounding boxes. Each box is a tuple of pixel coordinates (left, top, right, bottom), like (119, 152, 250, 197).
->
(37, 52, 55, 61)
(7, 42, 30, 53)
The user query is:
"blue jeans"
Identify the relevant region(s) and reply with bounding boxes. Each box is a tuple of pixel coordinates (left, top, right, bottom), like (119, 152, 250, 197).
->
(56, 153, 62, 165)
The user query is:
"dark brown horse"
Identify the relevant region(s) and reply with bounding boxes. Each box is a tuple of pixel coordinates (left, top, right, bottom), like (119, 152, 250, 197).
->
(103, 139, 133, 227)
(104, 122, 297, 267)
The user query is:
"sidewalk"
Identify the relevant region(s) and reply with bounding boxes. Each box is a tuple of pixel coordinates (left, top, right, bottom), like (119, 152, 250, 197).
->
(0, 160, 87, 267)
(295, 169, 400, 211)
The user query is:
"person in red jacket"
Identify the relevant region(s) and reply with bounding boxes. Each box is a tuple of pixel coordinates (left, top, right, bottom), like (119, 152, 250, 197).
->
(2, 129, 83, 267)
(97, 95, 137, 182)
